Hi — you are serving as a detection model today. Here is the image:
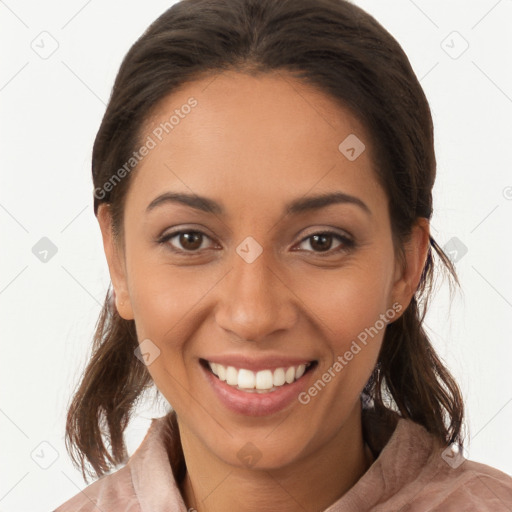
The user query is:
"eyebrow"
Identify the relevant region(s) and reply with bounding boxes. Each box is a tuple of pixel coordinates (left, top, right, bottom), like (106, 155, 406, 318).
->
(146, 191, 371, 216)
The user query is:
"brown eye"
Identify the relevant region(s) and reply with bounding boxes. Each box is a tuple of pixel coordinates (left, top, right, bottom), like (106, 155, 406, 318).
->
(297, 231, 354, 254)
(178, 232, 203, 251)
(309, 234, 334, 252)
(159, 230, 214, 253)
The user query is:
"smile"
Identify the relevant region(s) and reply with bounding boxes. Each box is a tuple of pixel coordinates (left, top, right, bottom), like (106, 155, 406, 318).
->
(205, 360, 315, 393)
(199, 355, 319, 416)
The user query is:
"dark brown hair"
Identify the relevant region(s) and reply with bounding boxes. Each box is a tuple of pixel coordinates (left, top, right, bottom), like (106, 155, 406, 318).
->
(66, 0, 464, 481)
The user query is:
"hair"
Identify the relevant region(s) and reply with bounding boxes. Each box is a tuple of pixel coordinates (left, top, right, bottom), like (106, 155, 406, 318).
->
(65, 0, 465, 482)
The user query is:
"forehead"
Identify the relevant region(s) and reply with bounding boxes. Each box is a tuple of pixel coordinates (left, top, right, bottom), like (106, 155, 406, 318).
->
(127, 71, 383, 215)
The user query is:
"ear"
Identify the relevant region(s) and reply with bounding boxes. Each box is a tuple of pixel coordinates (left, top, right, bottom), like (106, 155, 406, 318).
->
(391, 217, 430, 314)
(97, 204, 134, 320)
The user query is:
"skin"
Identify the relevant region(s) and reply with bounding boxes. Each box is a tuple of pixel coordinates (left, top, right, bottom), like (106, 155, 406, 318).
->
(98, 70, 430, 512)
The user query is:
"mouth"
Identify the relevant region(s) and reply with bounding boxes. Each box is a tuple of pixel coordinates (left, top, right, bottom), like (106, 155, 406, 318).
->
(200, 358, 317, 394)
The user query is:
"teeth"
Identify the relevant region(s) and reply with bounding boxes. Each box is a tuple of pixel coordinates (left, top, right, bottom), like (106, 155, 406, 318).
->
(226, 366, 238, 386)
(238, 369, 255, 389)
(216, 363, 226, 381)
(256, 369, 273, 390)
(273, 368, 285, 386)
(207, 361, 312, 392)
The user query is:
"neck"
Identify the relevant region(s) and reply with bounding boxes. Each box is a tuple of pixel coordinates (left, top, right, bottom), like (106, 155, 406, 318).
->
(178, 402, 373, 512)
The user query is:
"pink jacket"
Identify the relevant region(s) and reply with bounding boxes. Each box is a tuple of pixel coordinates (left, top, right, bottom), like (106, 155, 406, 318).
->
(55, 412, 512, 511)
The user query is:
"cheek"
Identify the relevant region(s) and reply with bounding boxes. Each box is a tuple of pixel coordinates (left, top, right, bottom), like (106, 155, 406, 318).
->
(296, 250, 395, 399)
(125, 245, 217, 342)
(299, 256, 394, 342)
(125, 260, 214, 404)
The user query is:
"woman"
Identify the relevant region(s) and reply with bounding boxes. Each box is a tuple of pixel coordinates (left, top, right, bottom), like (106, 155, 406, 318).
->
(55, 0, 512, 510)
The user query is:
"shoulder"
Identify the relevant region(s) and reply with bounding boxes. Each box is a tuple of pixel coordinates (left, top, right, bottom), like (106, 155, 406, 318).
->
(409, 454, 512, 511)
(354, 413, 512, 511)
(378, 418, 512, 511)
(53, 465, 140, 512)
(53, 414, 185, 512)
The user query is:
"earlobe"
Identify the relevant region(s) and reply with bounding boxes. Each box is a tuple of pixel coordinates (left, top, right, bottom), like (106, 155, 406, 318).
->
(391, 218, 430, 314)
(97, 205, 135, 320)
(111, 287, 130, 317)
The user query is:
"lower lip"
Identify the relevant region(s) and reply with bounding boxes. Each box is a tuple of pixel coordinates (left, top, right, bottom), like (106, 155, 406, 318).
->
(200, 362, 316, 417)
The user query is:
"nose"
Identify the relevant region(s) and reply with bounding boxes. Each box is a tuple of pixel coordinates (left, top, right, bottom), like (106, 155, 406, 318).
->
(214, 246, 298, 342)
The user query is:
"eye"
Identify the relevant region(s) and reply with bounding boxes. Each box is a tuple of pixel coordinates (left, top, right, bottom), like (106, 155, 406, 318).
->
(157, 228, 355, 256)
(295, 230, 354, 254)
(158, 230, 216, 253)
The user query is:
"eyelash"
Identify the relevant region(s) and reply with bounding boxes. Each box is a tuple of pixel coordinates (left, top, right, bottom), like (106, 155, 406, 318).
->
(157, 228, 355, 256)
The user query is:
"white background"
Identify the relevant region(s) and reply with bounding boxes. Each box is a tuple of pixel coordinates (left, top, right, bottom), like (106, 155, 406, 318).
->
(1, 0, 511, 510)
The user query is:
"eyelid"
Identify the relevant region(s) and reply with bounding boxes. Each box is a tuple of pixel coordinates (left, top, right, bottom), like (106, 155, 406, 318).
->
(157, 226, 355, 254)
(293, 228, 354, 254)
(297, 226, 353, 242)
(157, 226, 218, 252)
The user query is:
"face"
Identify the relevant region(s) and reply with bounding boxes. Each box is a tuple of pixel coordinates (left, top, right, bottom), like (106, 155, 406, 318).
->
(99, 71, 424, 470)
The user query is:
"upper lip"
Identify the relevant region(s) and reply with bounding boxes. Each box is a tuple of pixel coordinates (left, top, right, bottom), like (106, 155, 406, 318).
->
(200, 355, 317, 372)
